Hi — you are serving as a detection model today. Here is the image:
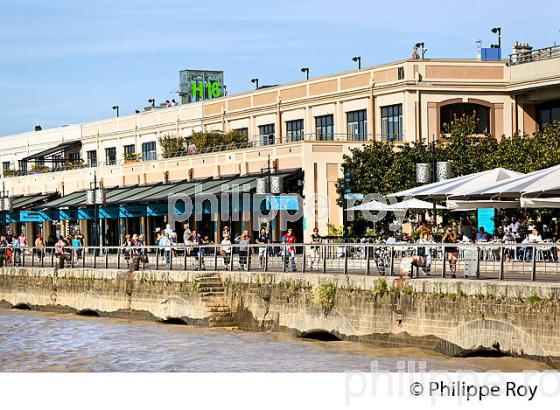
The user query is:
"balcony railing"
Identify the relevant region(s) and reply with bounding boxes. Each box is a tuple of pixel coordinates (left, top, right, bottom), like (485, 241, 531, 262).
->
(509, 44, 560, 65)
(1, 133, 406, 178)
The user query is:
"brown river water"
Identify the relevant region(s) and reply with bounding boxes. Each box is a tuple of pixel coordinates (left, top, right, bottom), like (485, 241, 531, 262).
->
(0, 309, 551, 372)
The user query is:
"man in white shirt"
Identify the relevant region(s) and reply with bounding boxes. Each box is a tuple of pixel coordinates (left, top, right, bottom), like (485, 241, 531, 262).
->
(508, 217, 520, 234)
(524, 227, 542, 261)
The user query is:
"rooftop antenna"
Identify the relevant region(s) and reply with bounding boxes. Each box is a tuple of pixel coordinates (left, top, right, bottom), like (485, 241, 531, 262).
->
(476, 39, 482, 60)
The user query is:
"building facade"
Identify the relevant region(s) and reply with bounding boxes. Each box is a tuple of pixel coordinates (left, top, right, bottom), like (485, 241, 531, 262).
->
(1, 46, 559, 245)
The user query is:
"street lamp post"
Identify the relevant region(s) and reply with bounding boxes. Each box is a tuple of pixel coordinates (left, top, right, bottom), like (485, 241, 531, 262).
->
(112, 105, 119, 117)
(148, 99, 155, 108)
(431, 135, 437, 228)
(300, 67, 309, 80)
(352, 56, 362, 69)
(251, 78, 259, 90)
(491, 27, 502, 48)
(88, 171, 106, 254)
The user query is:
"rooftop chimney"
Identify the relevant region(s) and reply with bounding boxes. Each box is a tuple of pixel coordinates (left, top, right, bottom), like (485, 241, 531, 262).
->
(511, 41, 533, 63)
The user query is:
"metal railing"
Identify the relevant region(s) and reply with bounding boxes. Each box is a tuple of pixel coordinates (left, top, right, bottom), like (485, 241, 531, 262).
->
(1, 242, 559, 282)
(509, 44, 560, 65)
(2, 133, 410, 178)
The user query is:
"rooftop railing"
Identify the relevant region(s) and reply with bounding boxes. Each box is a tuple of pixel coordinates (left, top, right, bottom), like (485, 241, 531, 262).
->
(509, 44, 560, 65)
(1, 133, 405, 178)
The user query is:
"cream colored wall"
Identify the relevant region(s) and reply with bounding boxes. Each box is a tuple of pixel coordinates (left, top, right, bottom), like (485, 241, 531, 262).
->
(509, 58, 560, 87)
(0, 125, 81, 174)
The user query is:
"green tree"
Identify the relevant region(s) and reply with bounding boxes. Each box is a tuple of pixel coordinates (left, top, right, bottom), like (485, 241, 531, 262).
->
(337, 117, 560, 236)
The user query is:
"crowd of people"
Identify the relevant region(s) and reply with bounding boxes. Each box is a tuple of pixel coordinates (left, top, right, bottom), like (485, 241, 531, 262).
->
(146, 224, 307, 272)
(389, 215, 560, 280)
(0, 229, 87, 266)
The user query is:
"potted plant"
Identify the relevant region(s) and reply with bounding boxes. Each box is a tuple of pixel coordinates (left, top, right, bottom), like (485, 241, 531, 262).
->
(124, 152, 140, 163)
(31, 164, 50, 173)
(67, 159, 85, 169)
(2, 169, 20, 177)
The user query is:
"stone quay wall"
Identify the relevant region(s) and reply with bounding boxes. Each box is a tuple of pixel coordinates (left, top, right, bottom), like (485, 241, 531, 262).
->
(1, 266, 559, 368)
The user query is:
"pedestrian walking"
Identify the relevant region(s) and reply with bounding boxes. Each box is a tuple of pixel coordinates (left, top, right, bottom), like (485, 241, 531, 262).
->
(284, 228, 297, 272)
(220, 234, 232, 269)
(235, 230, 251, 270)
(310, 228, 322, 270)
(256, 227, 270, 268)
(442, 227, 459, 278)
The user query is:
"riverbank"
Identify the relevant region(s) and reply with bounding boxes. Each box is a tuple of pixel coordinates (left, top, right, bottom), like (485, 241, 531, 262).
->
(1, 267, 560, 369)
(1, 309, 551, 372)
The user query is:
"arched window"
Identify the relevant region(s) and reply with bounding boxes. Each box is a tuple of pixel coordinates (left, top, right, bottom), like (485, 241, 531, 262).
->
(440, 103, 490, 134)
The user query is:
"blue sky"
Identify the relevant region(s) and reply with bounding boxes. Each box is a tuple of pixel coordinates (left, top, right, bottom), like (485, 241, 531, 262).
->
(0, 0, 558, 136)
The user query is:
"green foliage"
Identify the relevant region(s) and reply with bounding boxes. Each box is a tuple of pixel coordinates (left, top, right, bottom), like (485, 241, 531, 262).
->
(31, 164, 49, 173)
(191, 279, 200, 293)
(2, 169, 21, 177)
(526, 292, 541, 307)
(372, 277, 388, 296)
(313, 283, 336, 314)
(339, 120, 560, 235)
(342, 277, 356, 293)
(159, 133, 185, 157)
(404, 284, 414, 295)
(124, 152, 140, 161)
(191, 129, 248, 150)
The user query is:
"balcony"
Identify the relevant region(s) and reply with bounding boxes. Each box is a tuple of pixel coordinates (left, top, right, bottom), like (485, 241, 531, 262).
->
(1, 133, 398, 179)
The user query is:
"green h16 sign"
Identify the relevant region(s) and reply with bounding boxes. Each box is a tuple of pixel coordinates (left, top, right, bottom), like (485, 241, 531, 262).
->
(191, 80, 222, 99)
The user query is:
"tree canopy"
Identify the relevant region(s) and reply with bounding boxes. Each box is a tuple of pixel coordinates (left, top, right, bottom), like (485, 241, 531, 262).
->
(337, 116, 560, 234)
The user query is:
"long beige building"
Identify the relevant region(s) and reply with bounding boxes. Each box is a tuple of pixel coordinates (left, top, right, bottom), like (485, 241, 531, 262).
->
(1, 44, 559, 245)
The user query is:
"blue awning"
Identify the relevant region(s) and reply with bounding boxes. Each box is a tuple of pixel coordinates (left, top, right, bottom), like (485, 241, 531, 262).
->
(59, 209, 78, 221)
(98, 207, 119, 219)
(19, 210, 58, 222)
(119, 205, 146, 218)
(78, 208, 95, 220)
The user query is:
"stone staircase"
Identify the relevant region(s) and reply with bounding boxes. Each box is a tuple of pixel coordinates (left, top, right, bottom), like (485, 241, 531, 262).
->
(196, 274, 237, 329)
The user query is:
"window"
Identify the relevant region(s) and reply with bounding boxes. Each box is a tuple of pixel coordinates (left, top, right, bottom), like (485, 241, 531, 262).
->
(315, 114, 334, 140)
(142, 141, 157, 161)
(36, 157, 45, 166)
(346, 110, 368, 141)
(537, 101, 560, 130)
(18, 160, 27, 172)
(51, 154, 62, 169)
(123, 144, 135, 155)
(258, 124, 275, 145)
(68, 152, 81, 163)
(286, 119, 304, 142)
(440, 103, 490, 135)
(3, 161, 10, 171)
(87, 150, 97, 167)
(398, 67, 405, 80)
(105, 147, 117, 165)
(381, 104, 403, 141)
(233, 128, 249, 137)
